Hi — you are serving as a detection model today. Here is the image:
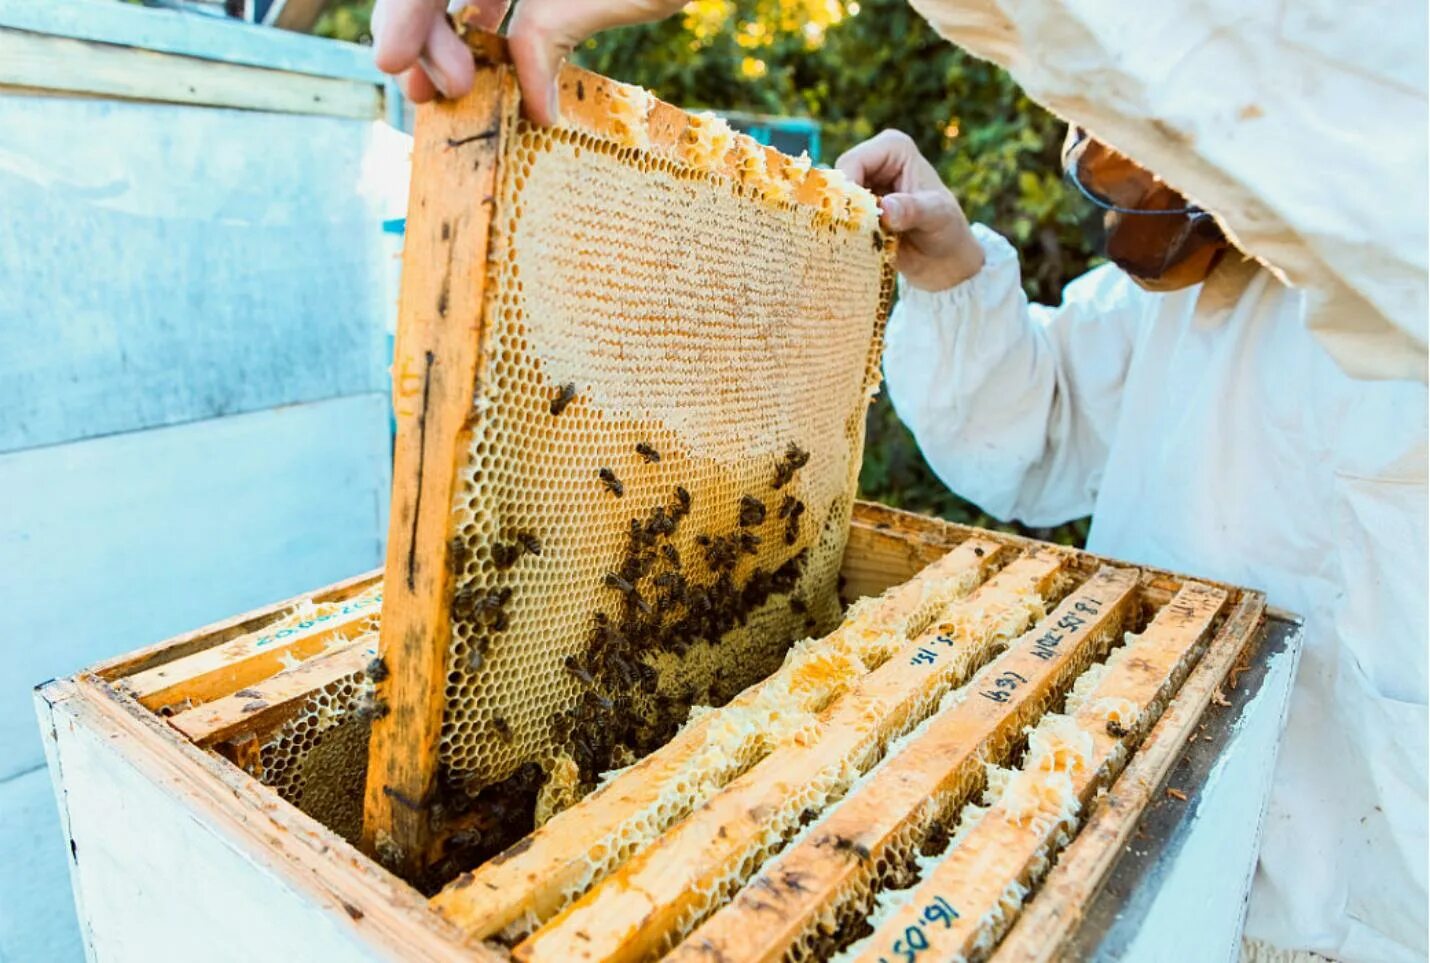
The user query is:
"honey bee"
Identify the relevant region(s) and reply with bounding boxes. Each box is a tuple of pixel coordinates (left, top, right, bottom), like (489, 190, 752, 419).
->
(634, 442, 661, 463)
(492, 717, 514, 742)
(564, 655, 596, 686)
(364, 657, 389, 683)
(491, 542, 520, 570)
(515, 531, 543, 556)
(830, 835, 871, 862)
(772, 442, 811, 490)
(672, 486, 692, 518)
(738, 495, 767, 527)
(549, 382, 576, 416)
(598, 468, 624, 497)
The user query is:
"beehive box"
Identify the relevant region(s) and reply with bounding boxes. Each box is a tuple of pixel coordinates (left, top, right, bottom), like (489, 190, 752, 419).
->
(36, 502, 1301, 963)
(35, 30, 1301, 963)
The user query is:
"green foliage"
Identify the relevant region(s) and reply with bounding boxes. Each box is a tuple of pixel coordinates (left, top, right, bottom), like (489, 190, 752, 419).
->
(321, 0, 1099, 544)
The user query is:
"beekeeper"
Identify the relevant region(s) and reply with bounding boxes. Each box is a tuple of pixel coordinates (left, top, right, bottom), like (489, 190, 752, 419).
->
(370, 2, 1428, 960)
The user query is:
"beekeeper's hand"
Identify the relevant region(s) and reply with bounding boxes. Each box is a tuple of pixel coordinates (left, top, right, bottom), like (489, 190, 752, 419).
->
(837, 130, 985, 292)
(372, 0, 686, 123)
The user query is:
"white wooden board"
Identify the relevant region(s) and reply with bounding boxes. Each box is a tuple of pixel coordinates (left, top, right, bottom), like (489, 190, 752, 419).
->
(34, 683, 389, 963)
(0, 393, 391, 783)
(0, 92, 404, 453)
(0, 30, 381, 118)
(0, 0, 383, 83)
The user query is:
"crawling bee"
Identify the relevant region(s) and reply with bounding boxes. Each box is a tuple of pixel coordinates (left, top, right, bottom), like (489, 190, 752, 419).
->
(604, 572, 652, 614)
(1106, 719, 1130, 738)
(364, 657, 389, 683)
(672, 486, 692, 518)
(645, 506, 676, 538)
(738, 495, 767, 527)
(830, 835, 871, 862)
(490, 542, 520, 570)
(549, 382, 576, 416)
(634, 442, 661, 463)
(564, 655, 596, 686)
(598, 467, 624, 497)
(661, 544, 681, 568)
(514, 531, 543, 556)
(491, 717, 514, 742)
(772, 442, 811, 490)
(355, 692, 390, 723)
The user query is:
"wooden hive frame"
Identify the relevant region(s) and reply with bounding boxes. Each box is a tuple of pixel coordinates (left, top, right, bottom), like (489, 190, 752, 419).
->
(363, 24, 896, 883)
(61, 502, 1271, 962)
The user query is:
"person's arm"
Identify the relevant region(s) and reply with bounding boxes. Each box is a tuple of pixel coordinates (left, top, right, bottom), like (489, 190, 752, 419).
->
(371, 0, 685, 120)
(839, 132, 1152, 527)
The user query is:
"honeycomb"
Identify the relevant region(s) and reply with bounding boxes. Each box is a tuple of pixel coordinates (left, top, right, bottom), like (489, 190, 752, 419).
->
(245, 641, 377, 845)
(434, 91, 893, 799)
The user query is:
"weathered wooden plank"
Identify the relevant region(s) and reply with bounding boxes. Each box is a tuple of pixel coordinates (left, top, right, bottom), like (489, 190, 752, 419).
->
(167, 633, 379, 746)
(0, 29, 380, 117)
(0, 0, 381, 82)
(121, 590, 380, 712)
(35, 677, 497, 963)
(360, 65, 514, 876)
(0, 91, 398, 454)
(514, 553, 1089, 963)
(994, 590, 1267, 963)
(844, 583, 1228, 963)
(429, 538, 1007, 940)
(666, 568, 1140, 963)
(93, 569, 381, 683)
(0, 393, 390, 783)
(839, 517, 959, 602)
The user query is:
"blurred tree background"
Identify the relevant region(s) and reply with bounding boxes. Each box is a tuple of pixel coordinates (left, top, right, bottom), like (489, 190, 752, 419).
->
(318, 0, 1099, 545)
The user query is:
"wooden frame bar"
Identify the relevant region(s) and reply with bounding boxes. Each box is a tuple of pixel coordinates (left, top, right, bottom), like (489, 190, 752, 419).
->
(516, 558, 1114, 963)
(119, 590, 380, 712)
(430, 537, 1011, 939)
(994, 590, 1267, 962)
(358, 58, 515, 875)
(845, 583, 1228, 962)
(168, 635, 378, 747)
(667, 567, 1140, 963)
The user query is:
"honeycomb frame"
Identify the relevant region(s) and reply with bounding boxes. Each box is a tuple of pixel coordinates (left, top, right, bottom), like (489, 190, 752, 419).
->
(361, 30, 896, 877)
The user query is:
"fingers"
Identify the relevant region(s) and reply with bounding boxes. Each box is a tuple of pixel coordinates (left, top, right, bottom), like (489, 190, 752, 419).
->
(421, 13, 476, 99)
(372, 0, 441, 76)
(835, 130, 920, 194)
(374, 0, 505, 101)
(465, 0, 511, 30)
(879, 191, 956, 234)
(402, 65, 440, 103)
(508, 0, 686, 125)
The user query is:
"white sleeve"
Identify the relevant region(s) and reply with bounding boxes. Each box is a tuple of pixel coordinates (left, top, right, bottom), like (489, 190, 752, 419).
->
(884, 224, 1151, 527)
(907, 0, 1427, 382)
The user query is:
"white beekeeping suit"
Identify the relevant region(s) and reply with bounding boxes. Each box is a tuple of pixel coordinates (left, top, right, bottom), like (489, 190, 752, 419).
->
(887, 1, 1429, 960)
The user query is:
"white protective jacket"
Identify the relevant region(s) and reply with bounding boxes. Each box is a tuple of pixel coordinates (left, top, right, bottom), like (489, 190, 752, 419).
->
(885, 2, 1428, 958)
(886, 238, 1427, 961)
